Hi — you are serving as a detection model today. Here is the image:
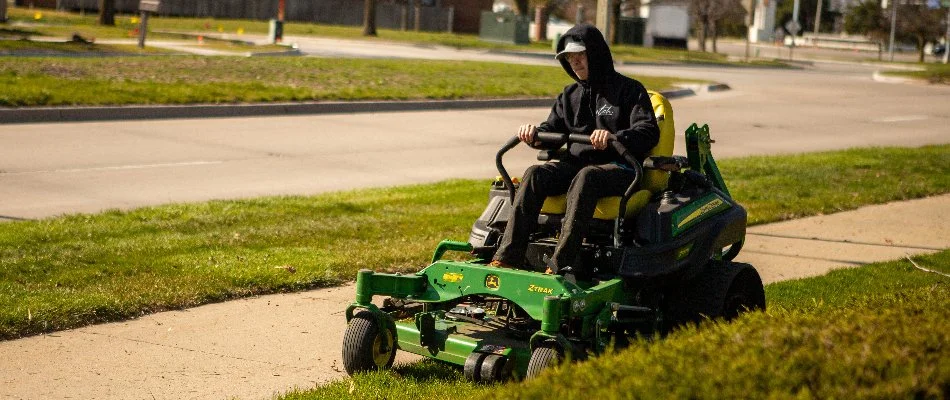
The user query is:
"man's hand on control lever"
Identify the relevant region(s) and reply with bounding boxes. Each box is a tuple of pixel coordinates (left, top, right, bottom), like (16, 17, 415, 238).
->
(590, 129, 616, 150)
(517, 124, 539, 146)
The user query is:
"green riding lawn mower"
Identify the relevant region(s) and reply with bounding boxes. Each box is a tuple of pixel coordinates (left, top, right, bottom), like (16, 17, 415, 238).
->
(341, 92, 766, 382)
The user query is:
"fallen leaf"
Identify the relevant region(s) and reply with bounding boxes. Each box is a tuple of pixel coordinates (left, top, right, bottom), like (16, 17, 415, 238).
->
(274, 265, 297, 273)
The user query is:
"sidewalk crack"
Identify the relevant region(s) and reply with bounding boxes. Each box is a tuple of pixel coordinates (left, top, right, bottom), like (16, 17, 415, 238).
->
(746, 232, 944, 251)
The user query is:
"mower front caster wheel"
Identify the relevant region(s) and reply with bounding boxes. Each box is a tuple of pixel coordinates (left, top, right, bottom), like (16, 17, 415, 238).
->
(342, 310, 396, 375)
(526, 343, 562, 379)
(464, 353, 511, 383)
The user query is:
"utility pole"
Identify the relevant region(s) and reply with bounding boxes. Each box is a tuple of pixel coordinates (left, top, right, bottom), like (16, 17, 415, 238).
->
(888, 0, 897, 62)
(745, 0, 754, 61)
(814, 0, 822, 34)
(792, 0, 800, 30)
(944, 1, 949, 64)
(790, 0, 801, 61)
(596, 0, 612, 43)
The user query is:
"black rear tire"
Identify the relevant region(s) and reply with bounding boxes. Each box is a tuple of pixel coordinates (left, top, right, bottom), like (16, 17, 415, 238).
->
(342, 310, 396, 375)
(669, 261, 765, 325)
(722, 265, 765, 319)
(526, 343, 562, 379)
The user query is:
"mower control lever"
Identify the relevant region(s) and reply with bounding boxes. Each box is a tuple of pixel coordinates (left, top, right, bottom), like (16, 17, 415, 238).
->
(531, 132, 641, 168)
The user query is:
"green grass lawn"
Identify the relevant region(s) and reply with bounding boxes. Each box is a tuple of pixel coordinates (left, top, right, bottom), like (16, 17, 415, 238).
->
(883, 63, 950, 84)
(610, 43, 790, 68)
(281, 250, 950, 399)
(722, 145, 950, 224)
(0, 145, 947, 340)
(4, 7, 194, 41)
(4, 6, 786, 66)
(0, 56, 687, 107)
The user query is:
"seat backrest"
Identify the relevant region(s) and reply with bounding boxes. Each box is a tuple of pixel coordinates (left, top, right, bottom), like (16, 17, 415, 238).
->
(642, 90, 675, 193)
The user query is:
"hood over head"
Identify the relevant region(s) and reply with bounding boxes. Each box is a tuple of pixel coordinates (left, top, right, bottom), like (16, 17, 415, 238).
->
(554, 24, 615, 86)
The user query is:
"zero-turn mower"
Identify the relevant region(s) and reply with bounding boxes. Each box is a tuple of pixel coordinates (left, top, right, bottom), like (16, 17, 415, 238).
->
(341, 91, 765, 382)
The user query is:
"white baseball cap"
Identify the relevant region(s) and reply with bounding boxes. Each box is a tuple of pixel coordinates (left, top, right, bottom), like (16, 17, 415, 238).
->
(555, 37, 586, 60)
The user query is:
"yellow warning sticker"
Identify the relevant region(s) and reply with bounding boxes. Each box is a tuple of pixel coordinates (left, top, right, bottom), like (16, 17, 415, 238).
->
(485, 274, 500, 289)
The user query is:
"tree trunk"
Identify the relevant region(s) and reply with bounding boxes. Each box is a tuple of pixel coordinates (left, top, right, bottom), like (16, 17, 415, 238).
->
(98, 0, 115, 26)
(516, 0, 530, 15)
(698, 18, 708, 52)
(537, 6, 550, 43)
(917, 35, 925, 63)
(610, 0, 621, 44)
(711, 20, 718, 53)
(363, 0, 377, 36)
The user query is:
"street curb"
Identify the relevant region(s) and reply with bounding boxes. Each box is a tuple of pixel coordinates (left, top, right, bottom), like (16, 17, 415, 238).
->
(871, 71, 925, 84)
(0, 99, 552, 124)
(661, 88, 696, 98)
(0, 87, 712, 124)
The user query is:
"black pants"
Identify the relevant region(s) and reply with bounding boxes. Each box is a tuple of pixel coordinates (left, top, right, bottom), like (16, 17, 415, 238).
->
(493, 161, 635, 273)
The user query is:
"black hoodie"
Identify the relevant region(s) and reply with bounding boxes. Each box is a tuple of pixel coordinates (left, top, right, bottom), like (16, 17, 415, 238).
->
(538, 24, 659, 166)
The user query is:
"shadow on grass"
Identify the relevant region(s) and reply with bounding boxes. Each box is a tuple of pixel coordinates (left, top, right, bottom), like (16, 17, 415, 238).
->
(0, 28, 42, 37)
(391, 359, 464, 382)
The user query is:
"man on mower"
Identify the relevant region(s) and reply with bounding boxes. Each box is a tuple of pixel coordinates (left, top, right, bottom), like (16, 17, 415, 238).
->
(490, 24, 660, 279)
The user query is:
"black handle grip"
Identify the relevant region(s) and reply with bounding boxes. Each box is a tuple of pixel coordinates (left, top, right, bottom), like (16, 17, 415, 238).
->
(495, 136, 522, 202)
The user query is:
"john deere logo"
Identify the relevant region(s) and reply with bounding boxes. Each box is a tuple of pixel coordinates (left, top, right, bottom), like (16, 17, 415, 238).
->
(485, 275, 500, 289)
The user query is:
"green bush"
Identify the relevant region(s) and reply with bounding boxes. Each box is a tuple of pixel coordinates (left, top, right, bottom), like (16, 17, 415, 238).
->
(504, 284, 948, 399)
(280, 252, 950, 400)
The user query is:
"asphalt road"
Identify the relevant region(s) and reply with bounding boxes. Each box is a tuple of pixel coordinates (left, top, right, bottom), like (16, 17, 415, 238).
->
(2, 60, 948, 220)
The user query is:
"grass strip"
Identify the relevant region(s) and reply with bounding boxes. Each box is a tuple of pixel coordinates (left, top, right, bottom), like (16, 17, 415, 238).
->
(882, 63, 950, 84)
(0, 56, 684, 107)
(0, 38, 171, 55)
(722, 145, 950, 224)
(609, 43, 790, 68)
(281, 251, 950, 400)
(0, 145, 948, 340)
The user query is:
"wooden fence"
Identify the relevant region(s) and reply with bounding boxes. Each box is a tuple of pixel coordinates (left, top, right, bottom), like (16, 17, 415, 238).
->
(55, 0, 452, 32)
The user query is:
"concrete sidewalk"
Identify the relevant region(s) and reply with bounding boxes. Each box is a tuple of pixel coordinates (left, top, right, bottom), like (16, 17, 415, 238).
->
(1, 194, 948, 400)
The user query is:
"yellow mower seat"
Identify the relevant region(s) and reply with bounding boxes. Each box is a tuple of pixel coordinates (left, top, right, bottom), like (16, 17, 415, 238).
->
(539, 90, 675, 220)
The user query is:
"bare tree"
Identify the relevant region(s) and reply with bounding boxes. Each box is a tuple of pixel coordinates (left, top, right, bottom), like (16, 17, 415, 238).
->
(844, 0, 889, 41)
(533, 0, 570, 41)
(895, 4, 944, 62)
(98, 0, 115, 26)
(691, 0, 744, 52)
(363, 0, 377, 36)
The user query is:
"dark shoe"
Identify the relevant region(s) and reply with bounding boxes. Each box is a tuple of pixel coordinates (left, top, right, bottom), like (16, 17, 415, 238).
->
(561, 272, 577, 285)
(556, 266, 579, 284)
